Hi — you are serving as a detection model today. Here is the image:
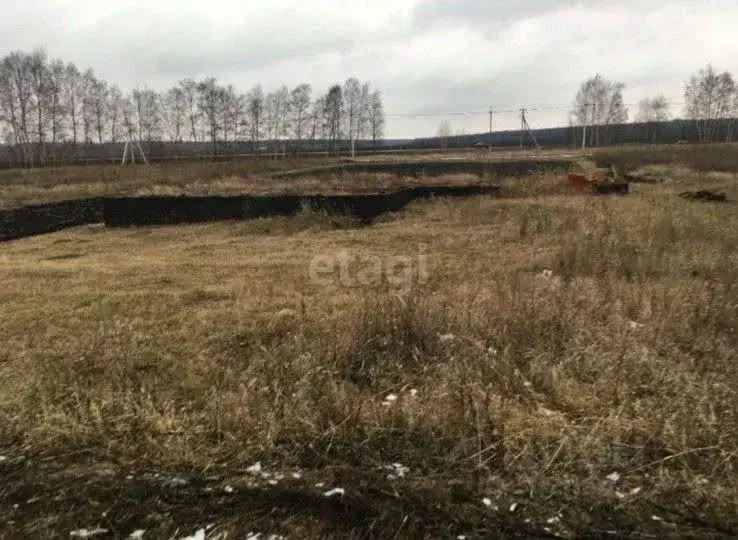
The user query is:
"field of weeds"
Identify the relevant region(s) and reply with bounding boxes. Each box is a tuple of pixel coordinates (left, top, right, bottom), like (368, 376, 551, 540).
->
(0, 165, 736, 538)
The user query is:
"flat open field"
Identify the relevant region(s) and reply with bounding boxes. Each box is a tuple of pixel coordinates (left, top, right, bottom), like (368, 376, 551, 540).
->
(2, 142, 738, 210)
(0, 148, 737, 538)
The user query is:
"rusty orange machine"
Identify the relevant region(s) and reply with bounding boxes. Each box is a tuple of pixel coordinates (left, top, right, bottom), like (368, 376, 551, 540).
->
(566, 168, 629, 195)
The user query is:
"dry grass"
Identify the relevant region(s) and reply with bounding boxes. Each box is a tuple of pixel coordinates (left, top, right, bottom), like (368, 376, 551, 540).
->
(0, 169, 737, 538)
(593, 142, 738, 173)
(0, 158, 515, 210)
(0, 157, 333, 209)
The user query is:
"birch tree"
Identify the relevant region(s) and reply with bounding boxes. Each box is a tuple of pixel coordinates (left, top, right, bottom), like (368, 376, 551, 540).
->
(684, 64, 736, 142)
(47, 59, 67, 143)
(290, 83, 312, 150)
(197, 77, 223, 154)
(325, 84, 343, 152)
(108, 85, 123, 143)
(368, 89, 385, 151)
(571, 74, 628, 146)
(247, 84, 265, 146)
(64, 63, 83, 144)
(162, 86, 187, 142)
(89, 76, 109, 143)
(343, 77, 361, 151)
(636, 95, 670, 143)
(177, 78, 200, 142)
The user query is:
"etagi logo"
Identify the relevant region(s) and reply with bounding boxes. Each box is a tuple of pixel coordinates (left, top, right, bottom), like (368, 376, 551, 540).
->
(308, 245, 429, 296)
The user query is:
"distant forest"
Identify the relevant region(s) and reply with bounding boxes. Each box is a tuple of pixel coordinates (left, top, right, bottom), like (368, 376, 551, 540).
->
(1, 49, 737, 167)
(0, 49, 385, 166)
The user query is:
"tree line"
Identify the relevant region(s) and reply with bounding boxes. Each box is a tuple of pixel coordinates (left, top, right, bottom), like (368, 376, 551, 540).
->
(569, 64, 738, 145)
(0, 49, 386, 165)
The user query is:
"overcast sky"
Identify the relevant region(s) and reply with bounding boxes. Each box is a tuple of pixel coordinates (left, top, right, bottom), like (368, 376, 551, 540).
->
(2, 0, 737, 138)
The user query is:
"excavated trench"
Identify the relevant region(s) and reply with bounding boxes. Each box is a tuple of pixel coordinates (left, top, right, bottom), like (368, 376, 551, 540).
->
(0, 159, 576, 242)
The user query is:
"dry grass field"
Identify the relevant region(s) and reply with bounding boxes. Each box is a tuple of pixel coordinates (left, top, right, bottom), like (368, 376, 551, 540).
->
(0, 146, 737, 538)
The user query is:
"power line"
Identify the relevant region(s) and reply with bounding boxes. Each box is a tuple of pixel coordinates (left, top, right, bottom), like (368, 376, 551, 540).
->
(383, 102, 687, 118)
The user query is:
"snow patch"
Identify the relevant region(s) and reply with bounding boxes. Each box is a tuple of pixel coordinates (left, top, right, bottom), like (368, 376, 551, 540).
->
(69, 528, 109, 538)
(382, 463, 409, 480)
(246, 462, 262, 474)
(128, 530, 145, 540)
(323, 487, 345, 497)
(179, 529, 206, 540)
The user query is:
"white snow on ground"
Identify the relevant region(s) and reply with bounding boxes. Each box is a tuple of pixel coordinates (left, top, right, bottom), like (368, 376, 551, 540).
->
(69, 528, 108, 538)
(128, 530, 145, 539)
(382, 463, 410, 480)
(606, 472, 621, 483)
(323, 487, 345, 497)
(179, 528, 206, 540)
(246, 462, 262, 474)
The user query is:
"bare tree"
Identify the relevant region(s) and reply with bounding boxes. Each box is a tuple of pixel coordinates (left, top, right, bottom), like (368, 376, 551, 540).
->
(368, 89, 385, 151)
(290, 83, 312, 152)
(176, 79, 200, 142)
(64, 63, 83, 144)
(324, 85, 343, 153)
(437, 120, 452, 151)
(161, 86, 187, 142)
(247, 84, 265, 148)
(356, 82, 371, 143)
(309, 95, 326, 150)
(47, 59, 67, 143)
(120, 92, 137, 143)
(636, 95, 670, 143)
(108, 85, 123, 143)
(571, 74, 628, 146)
(197, 77, 223, 155)
(28, 50, 50, 163)
(273, 85, 291, 155)
(132, 88, 162, 144)
(636, 95, 670, 122)
(89, 76, 109, 144)
(80, 69, 96, 144)
(684, 64, 736, 142)
(263, 90, 277, 150)
(220, 85, 243, 143)
(343, 77, 362, 153)
(1, 52, 34, 163)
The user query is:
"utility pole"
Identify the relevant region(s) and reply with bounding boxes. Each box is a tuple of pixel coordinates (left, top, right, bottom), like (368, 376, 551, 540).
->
(520, 108, 525, 149)
(520, 108, 541, 151)
(488, 107, 493, 155)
